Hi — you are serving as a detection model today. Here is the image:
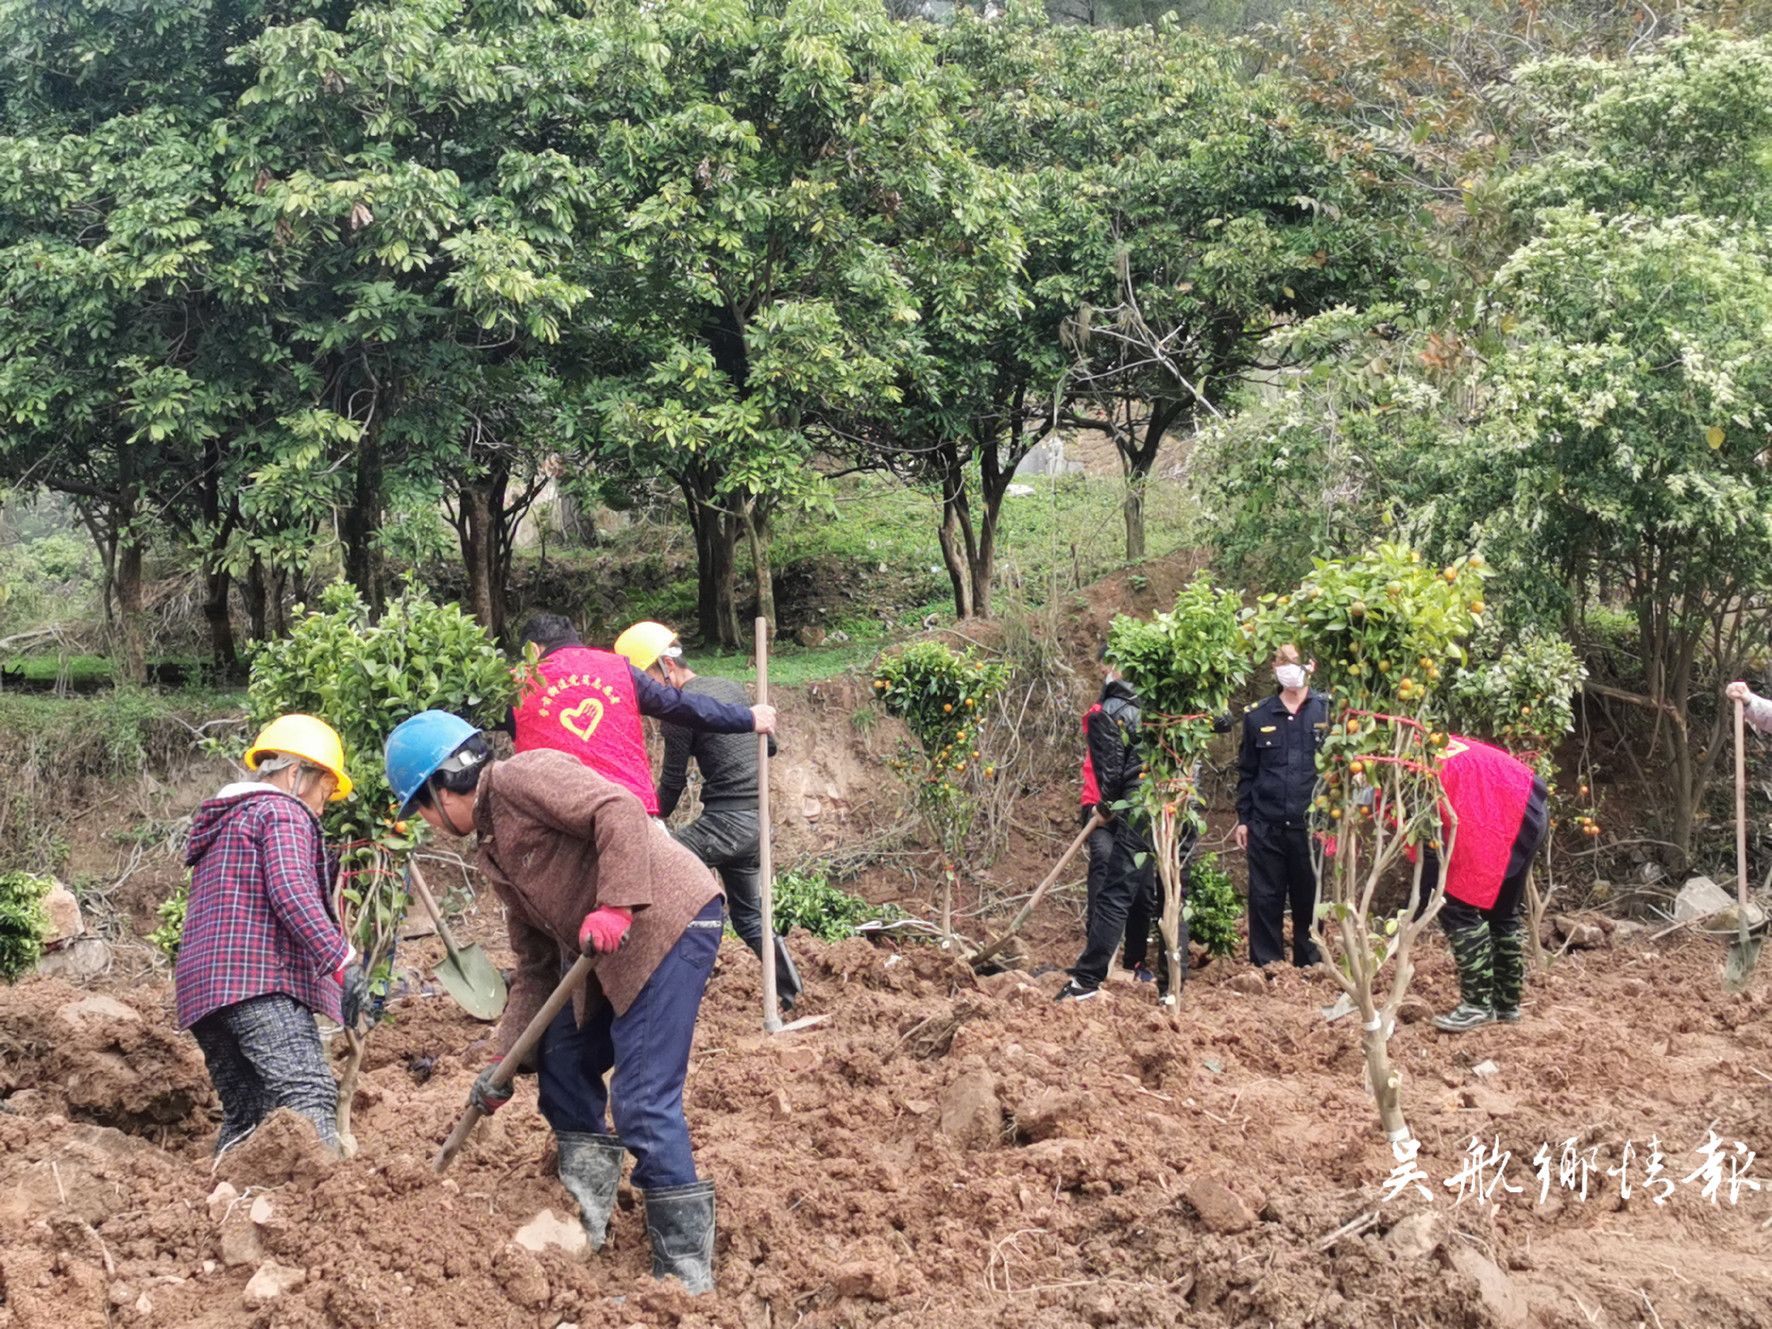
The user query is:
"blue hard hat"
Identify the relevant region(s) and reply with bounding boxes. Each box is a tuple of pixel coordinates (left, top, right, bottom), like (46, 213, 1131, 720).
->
(385, 711, 480, 818)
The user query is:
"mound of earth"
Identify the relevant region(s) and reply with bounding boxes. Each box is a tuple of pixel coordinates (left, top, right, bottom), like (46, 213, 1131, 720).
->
(1, 923, 1769, 1328)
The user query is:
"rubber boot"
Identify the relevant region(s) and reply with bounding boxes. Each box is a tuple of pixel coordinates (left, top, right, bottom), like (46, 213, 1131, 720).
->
(772, 934, 803, 1013)
(1433, 925, 1495, 1033)
(643, 1180, 716, 1295)
(555, 1132, 625, 1251)
(1491, 929, 1525, 1023)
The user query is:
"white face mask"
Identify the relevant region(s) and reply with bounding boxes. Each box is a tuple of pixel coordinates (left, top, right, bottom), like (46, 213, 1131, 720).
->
(1275, 664, 1308, 691)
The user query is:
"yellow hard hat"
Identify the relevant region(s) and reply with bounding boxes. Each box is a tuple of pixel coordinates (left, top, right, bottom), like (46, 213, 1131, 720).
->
(613, 620, 682, 672)
(244, 714, 354, 801)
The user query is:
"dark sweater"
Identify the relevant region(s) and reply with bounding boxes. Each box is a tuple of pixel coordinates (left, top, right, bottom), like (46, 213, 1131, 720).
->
(657, 675, 776, 817)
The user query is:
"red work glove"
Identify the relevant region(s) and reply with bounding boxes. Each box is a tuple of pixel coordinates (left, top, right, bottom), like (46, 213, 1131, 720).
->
(468, 1059, 513, 1115)
(578, 906, 633, 955)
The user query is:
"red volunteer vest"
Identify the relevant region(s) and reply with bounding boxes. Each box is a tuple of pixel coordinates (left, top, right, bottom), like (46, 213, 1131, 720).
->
(511, 645, 659, 814)
(1436, 736, 1536, 910)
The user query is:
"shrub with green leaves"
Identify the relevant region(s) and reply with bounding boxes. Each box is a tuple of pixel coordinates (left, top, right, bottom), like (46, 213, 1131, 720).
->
(149, 876, 189, 962)
(247, 581, 520, 846)
(1183, 852, 1242, 960)
(771, 868, 903, 943)
(0, 869, 54, 983)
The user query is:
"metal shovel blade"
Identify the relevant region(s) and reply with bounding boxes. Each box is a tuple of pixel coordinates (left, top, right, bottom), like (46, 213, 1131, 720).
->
(1724, 932, 1763, 993)
(435, 946, 508, 1020)
(407, 861, 507, 1020)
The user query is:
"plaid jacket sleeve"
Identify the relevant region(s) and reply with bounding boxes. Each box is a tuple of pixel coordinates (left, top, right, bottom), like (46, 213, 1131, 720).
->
(258, 802, 350, 976)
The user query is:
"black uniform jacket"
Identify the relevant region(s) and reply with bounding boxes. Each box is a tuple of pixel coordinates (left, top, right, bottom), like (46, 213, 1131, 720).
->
(1236, 689, 1332, 828)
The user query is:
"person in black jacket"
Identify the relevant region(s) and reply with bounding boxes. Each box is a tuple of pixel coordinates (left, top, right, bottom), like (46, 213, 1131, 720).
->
(1056, 652, 1151, 1002)
(618, 625, 802, 1013)
(1235, 644, 1332, 968)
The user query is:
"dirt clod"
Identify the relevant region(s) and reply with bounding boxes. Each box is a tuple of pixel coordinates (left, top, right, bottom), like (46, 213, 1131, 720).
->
(938, 1067, 1003, 1148)
(241, 1259, 306, 1308)
(1183, 1175, 1258, 1233)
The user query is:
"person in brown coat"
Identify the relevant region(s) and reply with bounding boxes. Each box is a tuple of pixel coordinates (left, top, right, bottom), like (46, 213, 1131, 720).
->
(383, 710, 724, 1294)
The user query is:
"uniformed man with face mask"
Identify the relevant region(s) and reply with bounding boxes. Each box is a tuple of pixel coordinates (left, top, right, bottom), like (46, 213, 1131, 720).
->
(1234, 646, 1331, 968)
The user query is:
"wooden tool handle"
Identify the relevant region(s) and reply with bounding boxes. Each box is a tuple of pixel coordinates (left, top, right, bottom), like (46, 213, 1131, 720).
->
(432, 951, 598, 1174)
(756, 616, 781, 1032)
(407, 860, 464, 960)
(970, 813, 1105, 967)
(1737, 698, 1750, 937)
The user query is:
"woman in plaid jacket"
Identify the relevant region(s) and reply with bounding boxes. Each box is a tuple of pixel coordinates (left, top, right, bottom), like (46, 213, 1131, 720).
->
(174, 715, 365, 1155)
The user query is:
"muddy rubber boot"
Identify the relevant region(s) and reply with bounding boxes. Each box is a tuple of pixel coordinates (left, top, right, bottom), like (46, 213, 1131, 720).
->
(1491, 929, 1525, 1023)
(643, 1180, 716, 1295)
(555, 1132, 625, 1251)
(1433, 926, 1495, 1033)
(772, 935, 803, 1013)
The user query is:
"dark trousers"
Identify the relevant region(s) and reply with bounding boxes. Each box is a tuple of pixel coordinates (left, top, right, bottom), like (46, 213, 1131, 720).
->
(1246, 818, 1321, 967)
(671, 809, 800, 1000)
(190, 992, 338, 1153)
(1440, 777, 1550, 935)
(672, 809, 764, 950)
(1068, 819, 1154, 990)
(536, 897, 723, 1191)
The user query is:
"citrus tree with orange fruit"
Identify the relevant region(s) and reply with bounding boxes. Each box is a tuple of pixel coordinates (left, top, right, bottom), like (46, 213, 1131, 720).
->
(1262, 543, 1487, 1142)
(1108, 574, 1254, 1003)
(874, 641, 1010, 946)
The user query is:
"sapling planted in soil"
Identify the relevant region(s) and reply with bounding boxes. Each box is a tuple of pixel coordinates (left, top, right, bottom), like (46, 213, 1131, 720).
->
(1272, 544, 1487, 1142)
(1110, 575, 1252, 1002)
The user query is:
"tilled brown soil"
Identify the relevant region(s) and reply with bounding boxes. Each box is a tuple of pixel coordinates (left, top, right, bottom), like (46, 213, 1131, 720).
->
(2, 922, 1770, 1328)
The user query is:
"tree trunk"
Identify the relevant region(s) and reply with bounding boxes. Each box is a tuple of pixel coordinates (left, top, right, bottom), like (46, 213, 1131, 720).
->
(77, 505, 118, 628)
(717, 509, 742, 647)
(744, 503, 775, 632)
(269, 565, 289, 638)
(688, 498, 743, 648)
(459, 478, 503, 644)
(1117, 401, 1179, 564)
(344, 422, 384, 617)
(937, 501, 974, 620)
(936, 443, 982, 620)
(1123, 481, 1147, 562)
(244, 556, 268, 642)
(202, 564, 237, 668)
(117, 535, 147, 686)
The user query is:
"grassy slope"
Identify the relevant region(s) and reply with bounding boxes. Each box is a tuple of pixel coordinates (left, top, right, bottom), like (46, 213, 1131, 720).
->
(619, 471, 1201, 688)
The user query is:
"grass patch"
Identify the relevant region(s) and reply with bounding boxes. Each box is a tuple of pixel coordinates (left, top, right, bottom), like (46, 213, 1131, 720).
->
(2, 653, 117, 686)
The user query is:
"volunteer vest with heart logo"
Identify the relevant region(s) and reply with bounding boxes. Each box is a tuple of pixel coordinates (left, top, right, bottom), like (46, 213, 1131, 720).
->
(511, 645, 660, 814)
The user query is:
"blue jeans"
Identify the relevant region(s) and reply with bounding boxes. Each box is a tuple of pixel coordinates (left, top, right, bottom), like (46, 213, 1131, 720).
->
(537, 897, 723, 1190)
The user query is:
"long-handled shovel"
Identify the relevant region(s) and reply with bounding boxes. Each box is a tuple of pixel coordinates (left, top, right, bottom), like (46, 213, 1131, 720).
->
(755, 616, 827, 1035)
(433, 950, 601, 1174)
(408, 860, 507, 1020)
(1725, 698, 1763, 991)
(970, 812, 1105, 970)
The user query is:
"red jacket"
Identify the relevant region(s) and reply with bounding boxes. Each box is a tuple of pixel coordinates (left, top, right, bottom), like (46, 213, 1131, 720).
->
(175, 785, 350, 1029)
(1435, 737, 1538, 910)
